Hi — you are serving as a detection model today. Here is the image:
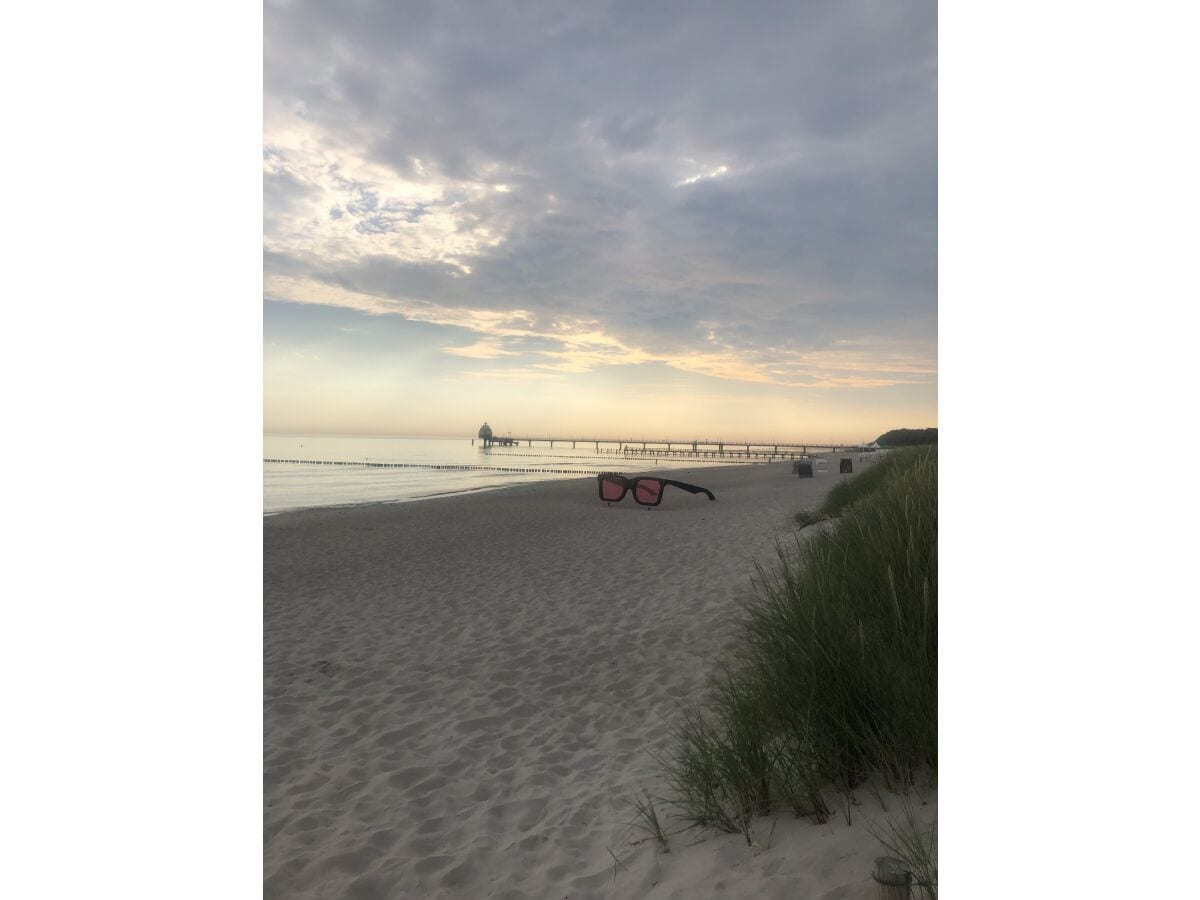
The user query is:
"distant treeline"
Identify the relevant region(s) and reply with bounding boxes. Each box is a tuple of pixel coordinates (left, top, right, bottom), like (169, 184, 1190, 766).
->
(875, 427, 938, 447)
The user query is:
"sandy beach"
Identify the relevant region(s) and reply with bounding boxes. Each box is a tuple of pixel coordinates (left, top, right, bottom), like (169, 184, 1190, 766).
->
(264, 458, 935, 899)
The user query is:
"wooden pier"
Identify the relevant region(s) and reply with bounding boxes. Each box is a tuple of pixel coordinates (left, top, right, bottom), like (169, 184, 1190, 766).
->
(472, 435, 871, 457)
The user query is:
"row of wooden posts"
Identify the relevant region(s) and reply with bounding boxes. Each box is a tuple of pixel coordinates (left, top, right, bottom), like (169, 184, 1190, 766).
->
(263, 458, 612, 475)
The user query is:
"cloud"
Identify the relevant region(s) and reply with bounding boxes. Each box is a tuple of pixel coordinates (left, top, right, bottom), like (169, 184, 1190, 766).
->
(441, 338, 520, 360)
(263, 119, 513, 273)
(266, 274, 932, 388)
(264, 0, 936, 389)
(675, 163, 729, 187)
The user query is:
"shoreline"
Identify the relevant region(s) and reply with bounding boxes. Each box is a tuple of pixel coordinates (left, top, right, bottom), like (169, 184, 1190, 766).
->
(265, 457, 912, 898)
(263, 481, 527, 517)
(263, 456, 824, 519)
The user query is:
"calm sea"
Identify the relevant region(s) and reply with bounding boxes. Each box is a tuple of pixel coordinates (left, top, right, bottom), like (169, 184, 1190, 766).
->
(263, 434, 784, 513)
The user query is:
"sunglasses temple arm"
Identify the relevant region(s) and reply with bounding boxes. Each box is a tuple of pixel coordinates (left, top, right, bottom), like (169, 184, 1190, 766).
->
(661, 479, 716, 500)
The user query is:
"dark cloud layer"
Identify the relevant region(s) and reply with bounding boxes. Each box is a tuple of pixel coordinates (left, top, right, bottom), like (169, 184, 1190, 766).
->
(265, 0, 936, 383)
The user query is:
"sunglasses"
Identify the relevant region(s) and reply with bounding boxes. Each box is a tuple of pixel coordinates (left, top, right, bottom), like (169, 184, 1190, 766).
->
(597, 473, 716, 507)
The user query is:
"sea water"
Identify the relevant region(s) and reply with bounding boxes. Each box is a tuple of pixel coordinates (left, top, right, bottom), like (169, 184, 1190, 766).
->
(263, 434, 778, 513)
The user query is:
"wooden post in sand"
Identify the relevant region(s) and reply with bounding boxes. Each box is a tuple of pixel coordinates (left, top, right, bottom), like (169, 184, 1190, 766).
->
(873, 857, 912, 899)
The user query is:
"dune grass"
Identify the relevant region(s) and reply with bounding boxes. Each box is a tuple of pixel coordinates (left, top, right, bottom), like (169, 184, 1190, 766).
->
(660, 445, 937, 837)
(794, 446, 930, 528)
(629, 789, 673, 852)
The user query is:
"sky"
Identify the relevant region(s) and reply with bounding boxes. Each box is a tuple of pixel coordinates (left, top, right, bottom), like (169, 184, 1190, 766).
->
(264, 0, 937, 442)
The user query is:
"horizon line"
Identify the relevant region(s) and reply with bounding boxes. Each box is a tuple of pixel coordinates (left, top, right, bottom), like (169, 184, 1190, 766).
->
(264, 428, 934, 443)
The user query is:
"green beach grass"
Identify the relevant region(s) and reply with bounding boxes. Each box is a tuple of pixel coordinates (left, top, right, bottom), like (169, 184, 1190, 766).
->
(794, 446, 927, 528)
(651, 446, 938, 845)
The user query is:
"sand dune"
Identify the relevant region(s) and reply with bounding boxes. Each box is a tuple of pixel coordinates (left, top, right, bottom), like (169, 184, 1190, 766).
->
(264, 458, 933, 898)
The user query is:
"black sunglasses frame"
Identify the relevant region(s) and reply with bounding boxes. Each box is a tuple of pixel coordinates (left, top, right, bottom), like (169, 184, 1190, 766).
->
(596, 473, 716, 507)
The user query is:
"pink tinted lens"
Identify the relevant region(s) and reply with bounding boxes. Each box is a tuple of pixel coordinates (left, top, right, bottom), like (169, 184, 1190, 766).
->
(634, 479, 663, 504)
(600, 478, 626, 501)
